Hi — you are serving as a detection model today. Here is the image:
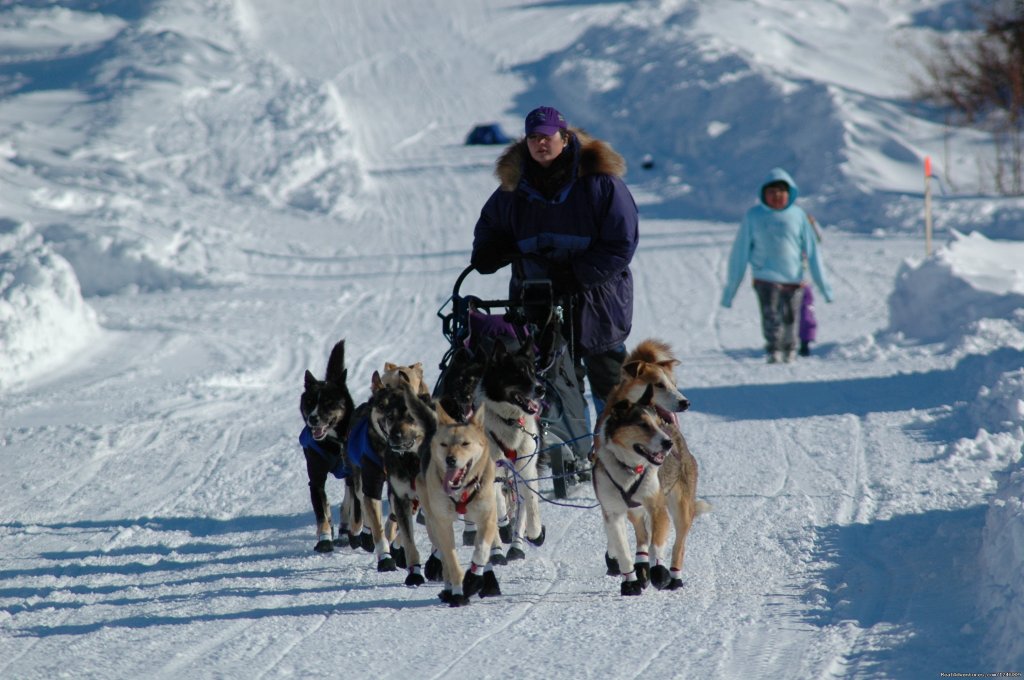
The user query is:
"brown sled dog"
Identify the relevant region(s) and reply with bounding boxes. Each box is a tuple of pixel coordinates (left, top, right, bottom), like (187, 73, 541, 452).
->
(598, 338, 708, 593)
(408, 395, 502, 607)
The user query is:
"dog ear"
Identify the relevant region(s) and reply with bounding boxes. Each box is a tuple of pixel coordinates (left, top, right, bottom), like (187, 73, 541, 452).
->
(384, 362, 398, 372)
(470, 402, 486, 427)
(611, 398, 632, 416)
(304, 370, 318, 389)
(435, 401, 456, 426)
(638, 384, 655, 407)
(621, 361, 641, 378)
(325, 339, 346, 382)
(371, 370, 384, 393)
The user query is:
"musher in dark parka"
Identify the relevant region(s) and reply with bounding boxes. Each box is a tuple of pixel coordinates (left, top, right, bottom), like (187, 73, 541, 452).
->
(471, 106, 639, 414)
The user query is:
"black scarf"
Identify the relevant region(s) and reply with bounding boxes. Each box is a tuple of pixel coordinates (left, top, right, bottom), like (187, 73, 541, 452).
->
(524, 144, 575, 200)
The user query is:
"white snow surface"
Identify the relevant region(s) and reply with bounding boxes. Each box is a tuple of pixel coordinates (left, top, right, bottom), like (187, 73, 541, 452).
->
(1, 1, 1023, 678)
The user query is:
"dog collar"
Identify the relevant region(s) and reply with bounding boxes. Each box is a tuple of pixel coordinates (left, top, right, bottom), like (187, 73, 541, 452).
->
(489, 430, 519, 461)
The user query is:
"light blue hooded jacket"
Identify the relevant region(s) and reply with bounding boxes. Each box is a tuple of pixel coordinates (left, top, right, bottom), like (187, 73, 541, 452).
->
(721, 168, 834, 308)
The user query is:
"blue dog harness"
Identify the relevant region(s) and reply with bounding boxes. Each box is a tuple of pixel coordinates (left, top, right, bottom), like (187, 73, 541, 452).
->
(299, 426, 349, 479)
(346, 416, 383, 469)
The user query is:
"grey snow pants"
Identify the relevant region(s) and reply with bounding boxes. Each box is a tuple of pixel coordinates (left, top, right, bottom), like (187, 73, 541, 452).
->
(753, 280, 804, 355)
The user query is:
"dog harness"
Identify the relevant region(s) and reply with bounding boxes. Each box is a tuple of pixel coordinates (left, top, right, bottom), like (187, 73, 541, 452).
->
(594, 459, 648, 509)
(449, 476, 481, 514)
(299, 426, 349, 479)
(346, 416, 383, 468)
(488, 414, 538, 461)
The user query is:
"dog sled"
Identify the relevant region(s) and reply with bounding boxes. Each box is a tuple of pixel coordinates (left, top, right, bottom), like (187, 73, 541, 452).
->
(433, 260, 593, 499)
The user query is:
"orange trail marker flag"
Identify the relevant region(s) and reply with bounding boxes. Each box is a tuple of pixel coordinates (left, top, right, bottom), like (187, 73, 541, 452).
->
(924, 156, 933, 256)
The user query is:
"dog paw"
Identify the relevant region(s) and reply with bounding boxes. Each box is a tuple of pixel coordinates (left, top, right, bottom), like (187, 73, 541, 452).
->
(313, 539, 334, 553)
(650, 565, 672, 590)
(424, 555, 444, 582)
(635, 562, 650, 589)
(377, 555, 397, 572)
(506, 546, 526, 562)
(392, 545, 407, 569)
(666, 578, 684, 591)
(605, 552, 620, 576)
(462, 529, 477, 547)
(447, 593, 471, 608)
(405, 571, 425, 587)
(348, 534, 362, 550)
(620, 580, 644, 596)
(498, 523, 514, 544)
(438, 588, 452, 603)
(480, 571, 501, 598)
(359, 532, 375, 553)
(333, 533, 349, 548)
(526, 526, 546, 547)
(489, 552, 507, 566)
(462, 570, 483, 597)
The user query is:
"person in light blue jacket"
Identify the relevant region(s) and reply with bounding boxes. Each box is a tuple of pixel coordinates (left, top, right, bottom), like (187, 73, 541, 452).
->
(721, 168, 834, 363)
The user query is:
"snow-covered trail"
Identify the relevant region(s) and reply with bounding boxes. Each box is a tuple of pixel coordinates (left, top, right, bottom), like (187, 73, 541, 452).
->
(0, 1, 1007, 678)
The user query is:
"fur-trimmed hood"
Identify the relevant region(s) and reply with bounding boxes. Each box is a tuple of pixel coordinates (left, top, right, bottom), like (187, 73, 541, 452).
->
(494, 128, 627, 191)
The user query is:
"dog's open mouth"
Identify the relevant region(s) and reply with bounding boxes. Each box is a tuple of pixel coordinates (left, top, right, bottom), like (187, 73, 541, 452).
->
(311, 424, 330, 440)
(633, 443, 667, 466)
(512, 392, 540, 415)
(654, 405, 678, 427)
(388, 435, 419, 452)
(443, 464, 470, 494)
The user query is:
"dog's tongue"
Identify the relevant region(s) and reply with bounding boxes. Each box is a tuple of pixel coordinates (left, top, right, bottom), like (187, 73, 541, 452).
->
(651, 450, 667, 465)
(524, 398, 541, 415)
(443, 467, 466, 495)
(312, 425, 329, 440)
(655, 405, 678, 426)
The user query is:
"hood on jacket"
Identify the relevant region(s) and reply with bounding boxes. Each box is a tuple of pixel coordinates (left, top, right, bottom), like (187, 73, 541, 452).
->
(759, 167, 799, 209)
(493, 128, 626, 192)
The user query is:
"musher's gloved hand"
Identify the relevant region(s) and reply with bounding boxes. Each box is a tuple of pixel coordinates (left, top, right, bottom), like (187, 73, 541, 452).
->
(471, 251, 510, 274)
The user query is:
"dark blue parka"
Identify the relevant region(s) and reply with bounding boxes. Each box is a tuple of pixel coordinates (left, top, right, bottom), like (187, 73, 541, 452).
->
(471, 129, 638, 356)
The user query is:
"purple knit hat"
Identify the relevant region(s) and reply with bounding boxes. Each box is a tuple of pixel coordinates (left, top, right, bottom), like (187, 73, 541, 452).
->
(525, 106, 567, 136)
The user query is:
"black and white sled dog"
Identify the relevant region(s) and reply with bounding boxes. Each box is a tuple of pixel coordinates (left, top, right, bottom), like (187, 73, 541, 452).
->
(478, 339, 546, 560)
(435, 346, 486, 423)
(299, 339, 358, 553)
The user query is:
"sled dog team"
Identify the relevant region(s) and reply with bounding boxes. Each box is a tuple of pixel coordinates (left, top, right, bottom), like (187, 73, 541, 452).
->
(299, 337, 709, 606)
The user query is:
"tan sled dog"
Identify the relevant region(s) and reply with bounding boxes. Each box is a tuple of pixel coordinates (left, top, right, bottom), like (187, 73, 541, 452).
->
(414, 401, 502, 607)
(599, 338, 708, 592)
(380, 362, 431, 399)
(592, 385, 674, 596)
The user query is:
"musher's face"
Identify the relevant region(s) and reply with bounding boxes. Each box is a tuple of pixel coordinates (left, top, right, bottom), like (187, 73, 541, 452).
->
(526, 131, 566, 167)
(764, 184, 789, 211)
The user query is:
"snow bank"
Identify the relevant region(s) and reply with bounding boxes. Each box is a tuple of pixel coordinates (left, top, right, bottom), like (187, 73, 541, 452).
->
(888, 230, 1024, 669)
(887, 231, 1024, 344)
(0, 219, 100, 388)
(979, 464, 1024, 670)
